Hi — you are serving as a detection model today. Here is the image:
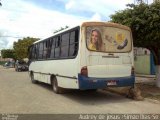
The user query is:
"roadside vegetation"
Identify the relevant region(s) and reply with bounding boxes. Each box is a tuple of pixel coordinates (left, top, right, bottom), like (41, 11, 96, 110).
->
(110, 2, 160, 87)
(1, 37, 39, 60)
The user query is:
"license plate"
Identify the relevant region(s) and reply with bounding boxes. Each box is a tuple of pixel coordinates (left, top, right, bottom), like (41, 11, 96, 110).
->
(107, 80, 117, 86)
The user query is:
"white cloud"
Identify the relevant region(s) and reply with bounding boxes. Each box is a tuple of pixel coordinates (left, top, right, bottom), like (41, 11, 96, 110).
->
(90, 13, 102, 21)
(65, 0, 133, 18)
(64, 0, 153, 21)
(65, 0, 76, 10)
(0, 0, 154, 50)
(0, 0, 87, 49)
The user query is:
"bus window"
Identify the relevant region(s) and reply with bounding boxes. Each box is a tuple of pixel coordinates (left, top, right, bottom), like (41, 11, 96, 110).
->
(35, 44, 38, 60)
(38, 42, 43, 59)
(61, 33, 69, 58)
(69, 30, 79, 57)
(69, 43, 78, 56)
(70, 31, 75, 44)
(46, 39, 51, 58)
(43, 41, 48, 59)
(55, 36, 61, 58)
(50, 38, 55, 58)
(61, 33, 69, 46)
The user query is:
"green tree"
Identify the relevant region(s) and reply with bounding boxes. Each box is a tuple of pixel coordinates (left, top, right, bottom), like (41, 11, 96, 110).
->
(13, 37, 39, 60)
(110, 2, 160, 87)
(53, 26, 69, 33)
(1, 49, 16, 59)
(111, 3, 160, 64)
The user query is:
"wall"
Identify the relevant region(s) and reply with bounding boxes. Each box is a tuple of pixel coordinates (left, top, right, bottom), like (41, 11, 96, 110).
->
(134, 47, 155, 75)
(134, 55, 150, 74)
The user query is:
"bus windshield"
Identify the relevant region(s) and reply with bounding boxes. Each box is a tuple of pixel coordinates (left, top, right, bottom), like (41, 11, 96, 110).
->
(86, 26, 132, 52)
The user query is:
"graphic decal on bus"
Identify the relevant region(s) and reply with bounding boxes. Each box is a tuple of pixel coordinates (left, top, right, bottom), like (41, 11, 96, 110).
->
(86, 27, 131, 52)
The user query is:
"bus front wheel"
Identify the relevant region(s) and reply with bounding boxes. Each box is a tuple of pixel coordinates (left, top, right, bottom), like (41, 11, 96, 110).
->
(52, 78, 64, 94)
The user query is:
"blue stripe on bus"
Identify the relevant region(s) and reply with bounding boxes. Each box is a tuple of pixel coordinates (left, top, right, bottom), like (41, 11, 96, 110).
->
(78, 74, 135, 90)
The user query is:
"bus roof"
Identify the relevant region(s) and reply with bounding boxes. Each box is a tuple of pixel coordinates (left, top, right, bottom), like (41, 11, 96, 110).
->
(33, 21, 131, 44)
(81, 21, 130, 31)
(33, 25, 79, 44)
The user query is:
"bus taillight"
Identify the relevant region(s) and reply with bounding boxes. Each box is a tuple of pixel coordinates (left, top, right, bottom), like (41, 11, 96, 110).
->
(81, 66, 88, 77)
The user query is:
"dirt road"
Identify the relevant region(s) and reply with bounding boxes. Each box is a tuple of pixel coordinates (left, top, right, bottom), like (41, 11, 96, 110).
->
(0, 66, 160, 114)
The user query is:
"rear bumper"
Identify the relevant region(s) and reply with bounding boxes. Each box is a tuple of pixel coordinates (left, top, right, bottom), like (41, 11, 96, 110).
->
(78, 74, 135, 90)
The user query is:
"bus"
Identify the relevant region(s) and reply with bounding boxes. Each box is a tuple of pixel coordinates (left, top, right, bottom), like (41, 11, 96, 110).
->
(28, 21, 135, 94)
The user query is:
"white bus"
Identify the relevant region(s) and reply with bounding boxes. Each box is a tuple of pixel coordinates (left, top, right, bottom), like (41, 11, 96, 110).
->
(28, 21, 135, 94)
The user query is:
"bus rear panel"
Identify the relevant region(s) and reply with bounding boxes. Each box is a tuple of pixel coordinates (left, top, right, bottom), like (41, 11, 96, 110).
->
(78, 22, 135, 90)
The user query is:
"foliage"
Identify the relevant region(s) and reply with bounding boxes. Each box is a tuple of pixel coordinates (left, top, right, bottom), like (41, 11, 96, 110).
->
(13, 37, 39, 60)
(53, 26, 69, 34)
(110, 2, 160, 64)
(1, 49, 16, 59)
(0, 61, 6, 65)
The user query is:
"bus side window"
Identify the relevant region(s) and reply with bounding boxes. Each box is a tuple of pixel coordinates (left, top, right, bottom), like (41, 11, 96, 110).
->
(61, 33, 69, 58)
(50, 38, 55, 58)
(38, 42, 43, 59)
(32, 46, 36, 60)
(35, 44, 38, 60)
(46, 39, 51, 58)
(43, 41, 47, 59)
(55, 36, 61, 58)
(69, 43, 78, 56)
(69, 29, 79, 57)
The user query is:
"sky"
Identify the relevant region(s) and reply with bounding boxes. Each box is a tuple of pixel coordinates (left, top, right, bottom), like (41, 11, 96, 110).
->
(0, 0, 153, 50)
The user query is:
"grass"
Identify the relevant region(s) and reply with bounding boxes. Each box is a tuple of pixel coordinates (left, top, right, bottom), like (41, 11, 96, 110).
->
(0, 61, 6, 66)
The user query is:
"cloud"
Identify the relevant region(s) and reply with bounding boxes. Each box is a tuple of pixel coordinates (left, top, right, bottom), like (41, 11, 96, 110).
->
(0, 0, 154, 50)
(65, 0, 76, 10)
(90, 13, 102, 21)
(0, 30, 13, 49)
(0, 0, 87, 49)
(64, 0, 153, 20)
(64, 0, 134, 19)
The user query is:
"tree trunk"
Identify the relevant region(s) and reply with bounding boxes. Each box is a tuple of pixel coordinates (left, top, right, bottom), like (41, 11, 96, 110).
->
(155, 65, 160, 88)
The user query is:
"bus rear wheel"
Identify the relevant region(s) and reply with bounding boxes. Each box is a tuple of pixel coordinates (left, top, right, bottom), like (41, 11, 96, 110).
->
(30, 72, 37, 84)
(52, 78, 65, 94)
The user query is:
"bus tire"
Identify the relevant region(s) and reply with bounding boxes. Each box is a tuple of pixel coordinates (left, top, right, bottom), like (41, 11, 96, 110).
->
(30, 72, 37, 84)
(51, 77, 65, 94)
